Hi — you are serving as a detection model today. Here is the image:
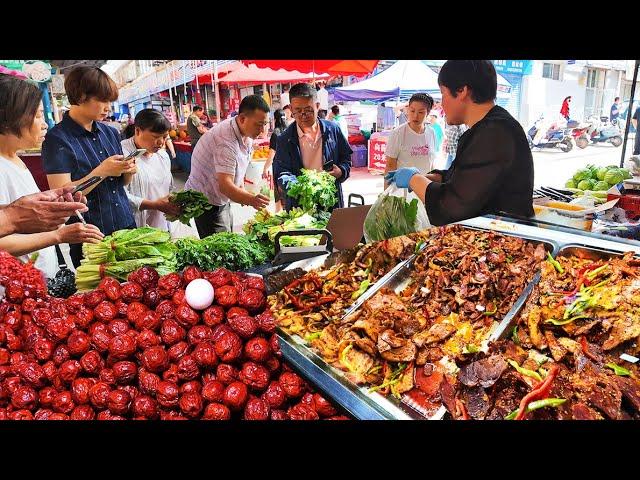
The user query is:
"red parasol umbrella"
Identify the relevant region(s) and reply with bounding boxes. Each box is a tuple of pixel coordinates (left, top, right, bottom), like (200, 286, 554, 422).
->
(242, 60, 379, 76)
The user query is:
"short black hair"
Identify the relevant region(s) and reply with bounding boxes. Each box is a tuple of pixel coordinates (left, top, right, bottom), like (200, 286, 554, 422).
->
(438, 60, 497, 104)
(0, 74, 43, 137)
(615, 96, 620, 102)
(283, 105, 291, 110)
(289, 83, 317, 102)
(238, 94, 270, 115)
(409, 93, 434, 110)
(134, 108, 171, 134)
(64, 65, 119, 105)
(192, 105, 203, 112)
(331, 105, 340, 115)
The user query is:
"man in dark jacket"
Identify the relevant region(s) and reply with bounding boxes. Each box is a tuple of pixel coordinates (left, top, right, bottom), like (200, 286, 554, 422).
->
(273, 83, 352, 211)
(385, 60, 534, 226)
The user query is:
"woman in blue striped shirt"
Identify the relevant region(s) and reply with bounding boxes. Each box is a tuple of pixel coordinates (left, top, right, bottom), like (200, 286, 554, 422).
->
(42, 66, 137, 267)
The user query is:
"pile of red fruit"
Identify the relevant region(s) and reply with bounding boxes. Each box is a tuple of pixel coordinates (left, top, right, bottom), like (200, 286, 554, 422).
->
(0, 259, 347, 420)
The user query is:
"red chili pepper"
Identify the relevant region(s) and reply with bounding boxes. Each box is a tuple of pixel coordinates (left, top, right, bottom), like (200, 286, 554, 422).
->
(553, 263, 601, 296)
(580, 336, 600, 362)
(514, 364, 560, 420)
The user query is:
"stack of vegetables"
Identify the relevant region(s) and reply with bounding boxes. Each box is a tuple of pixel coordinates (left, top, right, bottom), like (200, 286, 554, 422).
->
(175, 233, 269, 273)
(243, 208, 331, 255)
(364, 194, 421, 242)
(76, 227, 177, 291)
(565, 164, 632, 202)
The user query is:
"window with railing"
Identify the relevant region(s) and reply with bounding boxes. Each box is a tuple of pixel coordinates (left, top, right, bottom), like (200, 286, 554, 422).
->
(542, 62, 561, 80)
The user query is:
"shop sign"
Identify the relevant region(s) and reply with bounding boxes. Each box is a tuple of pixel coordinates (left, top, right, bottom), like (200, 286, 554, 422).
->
(492, 60, 532, 75)
(22, 61, 52, 82)
(368, 136, 388, 173)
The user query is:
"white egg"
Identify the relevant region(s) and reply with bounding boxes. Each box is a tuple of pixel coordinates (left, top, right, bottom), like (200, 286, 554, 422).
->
(185, 278, 215, 310)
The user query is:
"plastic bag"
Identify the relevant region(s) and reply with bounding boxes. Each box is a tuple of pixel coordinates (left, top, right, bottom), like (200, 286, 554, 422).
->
(363, 185, 431, 243)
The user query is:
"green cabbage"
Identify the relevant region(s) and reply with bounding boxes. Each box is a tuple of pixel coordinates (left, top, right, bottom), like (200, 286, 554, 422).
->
(573, 169, 591, 182)
(565, 179, 576, 189)
(604, 169, 625, 186)
(593, 181, 610, 191)
(596, 167, 608, 181)
(577, 179, 594, 191)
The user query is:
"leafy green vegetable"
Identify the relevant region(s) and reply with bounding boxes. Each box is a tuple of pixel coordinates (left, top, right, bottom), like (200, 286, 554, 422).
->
(351, 279, 371, 300)
(165, 189, 213, 225)
(286, 169, 338, 212)
(175, 232, 268, 272)
(77, 227, 177, 291)
(605, 168, 624, 186)
(364, 194, 420, 242)
(243, 207, 329, 255)
(546, 252, 564, 273)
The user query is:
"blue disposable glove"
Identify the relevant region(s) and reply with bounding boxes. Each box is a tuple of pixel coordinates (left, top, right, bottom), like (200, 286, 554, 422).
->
(279, 174, 298, 190)
(384, 167, 420, 190)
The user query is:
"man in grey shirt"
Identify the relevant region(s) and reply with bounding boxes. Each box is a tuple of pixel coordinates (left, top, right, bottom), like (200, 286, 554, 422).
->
(185, 95, 270, 236)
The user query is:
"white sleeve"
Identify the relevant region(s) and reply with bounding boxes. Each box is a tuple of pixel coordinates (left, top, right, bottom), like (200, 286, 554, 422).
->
(126, 185, 145, 211)
(384, 128, 400, 158)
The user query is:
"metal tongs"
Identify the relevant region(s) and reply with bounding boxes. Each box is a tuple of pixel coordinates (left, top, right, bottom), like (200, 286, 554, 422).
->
(539, 186, 574, 202)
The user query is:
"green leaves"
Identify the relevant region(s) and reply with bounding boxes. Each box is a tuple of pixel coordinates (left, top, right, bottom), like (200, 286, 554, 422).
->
(175, 232, 268, 272)
(363, 195, 421, 242)
(165, 189, 214, 225)
(286, 169, 338, 212)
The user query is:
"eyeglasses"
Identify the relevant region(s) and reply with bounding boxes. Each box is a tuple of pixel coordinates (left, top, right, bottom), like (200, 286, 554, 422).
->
(291, 108, 315, 117)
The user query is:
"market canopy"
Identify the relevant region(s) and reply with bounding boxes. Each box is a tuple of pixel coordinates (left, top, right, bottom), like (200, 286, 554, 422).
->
(242, 60, 379, 76)
(334, 60, 512, 102)
(220, 63, 329, 85)
(194, 61, 244, 85)
(333, 60, 440, 102)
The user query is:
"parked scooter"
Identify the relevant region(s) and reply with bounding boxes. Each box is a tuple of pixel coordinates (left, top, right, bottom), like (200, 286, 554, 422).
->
(571, 121, 593, 149)
(585, 115, 623, 147)
(527, 116, 574, 152)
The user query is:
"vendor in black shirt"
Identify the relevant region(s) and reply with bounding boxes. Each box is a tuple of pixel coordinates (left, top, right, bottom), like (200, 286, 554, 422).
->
(385, 60, 534, 226)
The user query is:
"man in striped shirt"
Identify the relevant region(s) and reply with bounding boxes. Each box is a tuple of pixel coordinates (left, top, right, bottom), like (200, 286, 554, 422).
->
(444, 121, 467, 169)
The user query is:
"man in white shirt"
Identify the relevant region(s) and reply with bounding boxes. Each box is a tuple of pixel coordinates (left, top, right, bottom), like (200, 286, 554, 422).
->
(316, 81, 329, 118)
(185, 95, 271, 236)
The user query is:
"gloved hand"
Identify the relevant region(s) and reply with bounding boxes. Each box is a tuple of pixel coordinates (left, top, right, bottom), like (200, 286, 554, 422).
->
(279, 174, 298, 190)
(384, 167, 420, 190)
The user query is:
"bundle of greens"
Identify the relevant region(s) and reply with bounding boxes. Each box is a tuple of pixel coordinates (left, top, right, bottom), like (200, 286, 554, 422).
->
(165, 189, 213, 225)
(363, 194, 420, 242)
(286, 169, 338, 212)
(175, 232, 268, 272)
(243, 208, 330, 255)
(76, 227, 177, 291)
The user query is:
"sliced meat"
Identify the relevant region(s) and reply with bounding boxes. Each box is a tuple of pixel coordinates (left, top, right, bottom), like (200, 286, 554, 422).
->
(380, 342, 417, 363)
(603, 316, 640, 351)
(439, 375, 457, 415)
(394, 312, 423, 337)
(383, 235, 416, 259)
(571, 402, 603, 420)
(377, 329, 404, 352)
(351, 316, 384, 343)
(544, 330, 567, 362)
(393, 365, 415, 395)
(573, 320, 600, 337)
(413, 322, 457, 347)
(527, 308, 546, 350)
(534, 244, 547, 261)
(461, 386, 492, 420)
(340, 346, 375, 385)
(364, 291, 406, 315)
(557, 337, 580, 355)
(458, 354, 508, 388)
(612, 376, 640, 415)
(354, 337, 377, 357)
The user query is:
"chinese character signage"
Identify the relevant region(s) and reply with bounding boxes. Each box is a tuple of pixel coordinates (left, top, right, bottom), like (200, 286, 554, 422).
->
(492, 60, 533, 75)
(368, 136, 388, 173)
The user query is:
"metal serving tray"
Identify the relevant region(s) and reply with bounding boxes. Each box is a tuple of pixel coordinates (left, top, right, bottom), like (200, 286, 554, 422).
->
(276, 226, 558, 420)
(491, 243, 638, 341)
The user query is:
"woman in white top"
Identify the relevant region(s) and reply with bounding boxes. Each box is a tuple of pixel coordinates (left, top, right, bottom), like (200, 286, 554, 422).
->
(0, 74, 103, 278)
(122, 109, 181, 230)
(383, 93, 436, 187)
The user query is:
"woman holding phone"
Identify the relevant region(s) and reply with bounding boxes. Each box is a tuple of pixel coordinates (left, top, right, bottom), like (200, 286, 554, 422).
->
(122, 109, 181, 230)
(42, 66, 137, 267)
(0, 74, 103, 278)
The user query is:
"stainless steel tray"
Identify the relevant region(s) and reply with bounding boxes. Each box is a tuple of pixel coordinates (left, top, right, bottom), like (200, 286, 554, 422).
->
(278, 226, 558, 420)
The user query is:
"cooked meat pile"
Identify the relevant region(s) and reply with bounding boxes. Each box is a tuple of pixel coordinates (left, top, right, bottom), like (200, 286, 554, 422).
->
(446, 251, 640, 420)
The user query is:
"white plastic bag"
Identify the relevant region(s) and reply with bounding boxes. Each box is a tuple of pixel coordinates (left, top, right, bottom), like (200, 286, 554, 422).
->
(363, 185, 431, 243)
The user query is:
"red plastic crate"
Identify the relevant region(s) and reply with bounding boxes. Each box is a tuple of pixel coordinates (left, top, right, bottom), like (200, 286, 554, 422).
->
(608, 191, 640, 219)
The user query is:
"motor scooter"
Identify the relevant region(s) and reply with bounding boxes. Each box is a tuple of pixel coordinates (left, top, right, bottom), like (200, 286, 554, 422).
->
(527, 116, 574, 152)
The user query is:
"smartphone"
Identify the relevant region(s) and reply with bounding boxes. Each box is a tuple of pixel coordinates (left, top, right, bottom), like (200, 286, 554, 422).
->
(123, 148, 146, 161)
(71, 176, 103, 194)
